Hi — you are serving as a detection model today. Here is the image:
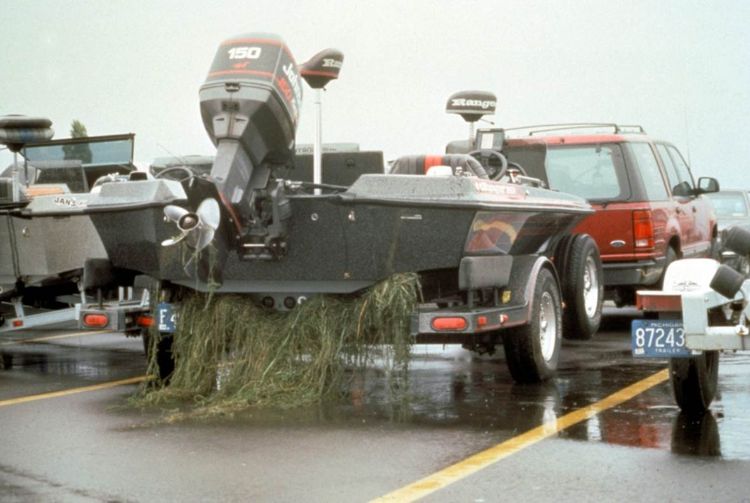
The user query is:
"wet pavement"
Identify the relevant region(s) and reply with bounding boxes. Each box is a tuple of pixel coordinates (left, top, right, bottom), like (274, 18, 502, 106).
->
(0, 306, 749, 502)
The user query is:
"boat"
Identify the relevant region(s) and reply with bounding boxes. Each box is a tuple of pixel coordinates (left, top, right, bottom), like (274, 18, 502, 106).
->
(0, 124, 136, 301)
(55, 33, 592, 300)
(18, 32, 597, 381)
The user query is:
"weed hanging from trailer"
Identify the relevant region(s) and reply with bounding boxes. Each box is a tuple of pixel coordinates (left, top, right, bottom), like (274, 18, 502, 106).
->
(133, 273, 420, 418)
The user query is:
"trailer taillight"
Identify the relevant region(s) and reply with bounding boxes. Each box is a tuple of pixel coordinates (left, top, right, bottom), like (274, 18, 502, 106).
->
(136, 315, 154, 328)
(633, 210, 654, 249)
(431, 317, 468, 331)
(83, 313, 109, 328)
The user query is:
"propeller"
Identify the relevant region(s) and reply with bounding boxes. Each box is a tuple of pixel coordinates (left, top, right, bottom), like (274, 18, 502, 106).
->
(161, 198, 221, 252)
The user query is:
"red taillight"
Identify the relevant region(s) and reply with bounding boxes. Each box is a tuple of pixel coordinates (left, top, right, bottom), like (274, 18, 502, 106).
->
(477, 316, 488, 328)
(12, 320, 23, 328)
(431, 317, 468, 331)
(136, 315, 154, 328)
(83, 313, 109, 328)
(633, 210, 654, 248)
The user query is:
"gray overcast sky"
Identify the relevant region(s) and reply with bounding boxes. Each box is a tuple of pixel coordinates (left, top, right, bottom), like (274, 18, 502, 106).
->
(2, 0, 749, 188)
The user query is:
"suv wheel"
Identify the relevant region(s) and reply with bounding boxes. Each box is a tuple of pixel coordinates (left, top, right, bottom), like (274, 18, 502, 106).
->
(559, 235, 603, 340)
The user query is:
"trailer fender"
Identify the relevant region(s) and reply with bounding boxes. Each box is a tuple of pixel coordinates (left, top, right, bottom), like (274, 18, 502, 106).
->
(662, 258, 720, 292)
(507, 255, 560, 325)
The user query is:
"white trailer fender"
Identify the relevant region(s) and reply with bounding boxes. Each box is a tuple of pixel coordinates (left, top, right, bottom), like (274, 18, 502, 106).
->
(662, 258, 721, 292)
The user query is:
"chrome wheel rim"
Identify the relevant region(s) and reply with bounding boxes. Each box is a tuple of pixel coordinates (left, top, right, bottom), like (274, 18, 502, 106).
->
(583, 255, 600, 317)
(539, 291, 557, 362)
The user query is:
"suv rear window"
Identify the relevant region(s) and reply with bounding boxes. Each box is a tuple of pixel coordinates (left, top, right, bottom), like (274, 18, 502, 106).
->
(545, 144, 628, 201)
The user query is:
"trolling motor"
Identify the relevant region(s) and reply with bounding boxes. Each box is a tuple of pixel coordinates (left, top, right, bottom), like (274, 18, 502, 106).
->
(0, 115, 54, 202)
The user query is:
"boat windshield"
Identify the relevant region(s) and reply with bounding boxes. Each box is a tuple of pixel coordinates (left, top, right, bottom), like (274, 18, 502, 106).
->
(8, 134, 137, 191)
(23, 135, 134, 168)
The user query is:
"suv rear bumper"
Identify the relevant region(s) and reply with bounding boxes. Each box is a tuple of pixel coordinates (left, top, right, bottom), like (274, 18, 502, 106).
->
(603, 256, 666, 286)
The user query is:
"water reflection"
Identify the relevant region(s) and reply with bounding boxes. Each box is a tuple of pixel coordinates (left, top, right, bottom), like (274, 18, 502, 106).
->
(0, 347, 140, 381)
(671, 412, 721, 457)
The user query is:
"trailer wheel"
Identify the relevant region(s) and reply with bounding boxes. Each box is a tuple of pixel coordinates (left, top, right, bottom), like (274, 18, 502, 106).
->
(142, 330, 175, 382)
(669, 351, 719, 413)
(559, 235, 603, 340)
(503, 268, 562, 383)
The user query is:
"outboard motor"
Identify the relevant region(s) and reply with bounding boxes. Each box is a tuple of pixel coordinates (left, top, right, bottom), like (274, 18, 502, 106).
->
(166, 33, 304, 270)
(200, 32, 302, 201)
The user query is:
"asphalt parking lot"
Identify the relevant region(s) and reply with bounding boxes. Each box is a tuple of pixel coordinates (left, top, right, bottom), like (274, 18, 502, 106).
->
(1, 306, 749, 502)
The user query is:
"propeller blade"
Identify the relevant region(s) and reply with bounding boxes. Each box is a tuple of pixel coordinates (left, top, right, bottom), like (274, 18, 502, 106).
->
(195, 227, 216, 252)
(196, 198, 221, 230)
(164, 204, 189, 223)
(161, 232, 189, 247)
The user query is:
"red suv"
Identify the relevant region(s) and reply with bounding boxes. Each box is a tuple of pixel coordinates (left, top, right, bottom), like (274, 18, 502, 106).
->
(496, 124, 720, 306)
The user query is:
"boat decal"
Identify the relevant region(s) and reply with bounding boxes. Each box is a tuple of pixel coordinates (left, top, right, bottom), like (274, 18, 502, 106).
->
(472, 180, 524, 199)
(52, 196, 87, 208)
(465, 212, 527, 254)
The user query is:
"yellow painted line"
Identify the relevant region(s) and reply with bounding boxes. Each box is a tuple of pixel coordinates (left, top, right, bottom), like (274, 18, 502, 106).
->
(0, 375, 149, 408)
(373, 368, 670, 502)
(0, 330, 109, 346)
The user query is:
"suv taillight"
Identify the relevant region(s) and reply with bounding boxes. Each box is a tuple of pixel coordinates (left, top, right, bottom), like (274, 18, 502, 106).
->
(633, 210, 654, 249)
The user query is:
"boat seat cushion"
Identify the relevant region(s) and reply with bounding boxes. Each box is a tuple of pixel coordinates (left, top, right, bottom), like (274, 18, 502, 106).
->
(390, 154, 488, 179)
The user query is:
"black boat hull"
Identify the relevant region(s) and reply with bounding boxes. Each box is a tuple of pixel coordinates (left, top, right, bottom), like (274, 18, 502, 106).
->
(89, 188, 584, 294)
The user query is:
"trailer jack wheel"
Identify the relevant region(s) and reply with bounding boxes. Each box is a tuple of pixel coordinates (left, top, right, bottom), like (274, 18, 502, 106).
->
(669, 351, 719, 413)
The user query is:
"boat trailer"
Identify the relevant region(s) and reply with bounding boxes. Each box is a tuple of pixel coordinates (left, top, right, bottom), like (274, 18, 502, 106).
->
(634, 226, 750, 412)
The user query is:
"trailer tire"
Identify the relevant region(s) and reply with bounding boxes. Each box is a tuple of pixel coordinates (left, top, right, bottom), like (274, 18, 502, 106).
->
(669, 351, 719, 413)
(142, 330, 175, 382)
(503, 268, 562, 383)
(559, 234, 603, 340)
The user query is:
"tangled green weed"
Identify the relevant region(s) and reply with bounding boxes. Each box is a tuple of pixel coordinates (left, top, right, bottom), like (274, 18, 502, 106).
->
(134, 273, 419, 418)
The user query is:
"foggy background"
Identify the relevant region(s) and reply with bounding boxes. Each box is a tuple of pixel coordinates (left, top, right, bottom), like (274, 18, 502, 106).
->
(2, 0, 749, 188)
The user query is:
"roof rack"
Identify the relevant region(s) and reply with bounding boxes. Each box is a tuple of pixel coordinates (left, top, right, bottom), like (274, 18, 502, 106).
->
(503, 123, 646, 136)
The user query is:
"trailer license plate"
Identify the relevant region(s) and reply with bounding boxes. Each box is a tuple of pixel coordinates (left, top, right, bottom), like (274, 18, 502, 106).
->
(631, 319, 691, 357)
(157, 302, 177, 333)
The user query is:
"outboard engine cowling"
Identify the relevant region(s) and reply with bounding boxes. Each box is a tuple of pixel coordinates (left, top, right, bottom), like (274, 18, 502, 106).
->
(199, 33, 302, 215)
(200, 33, 301, 165)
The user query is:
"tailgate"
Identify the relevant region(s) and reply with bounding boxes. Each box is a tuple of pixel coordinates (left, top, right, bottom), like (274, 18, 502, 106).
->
(573, 204, 636, 259)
